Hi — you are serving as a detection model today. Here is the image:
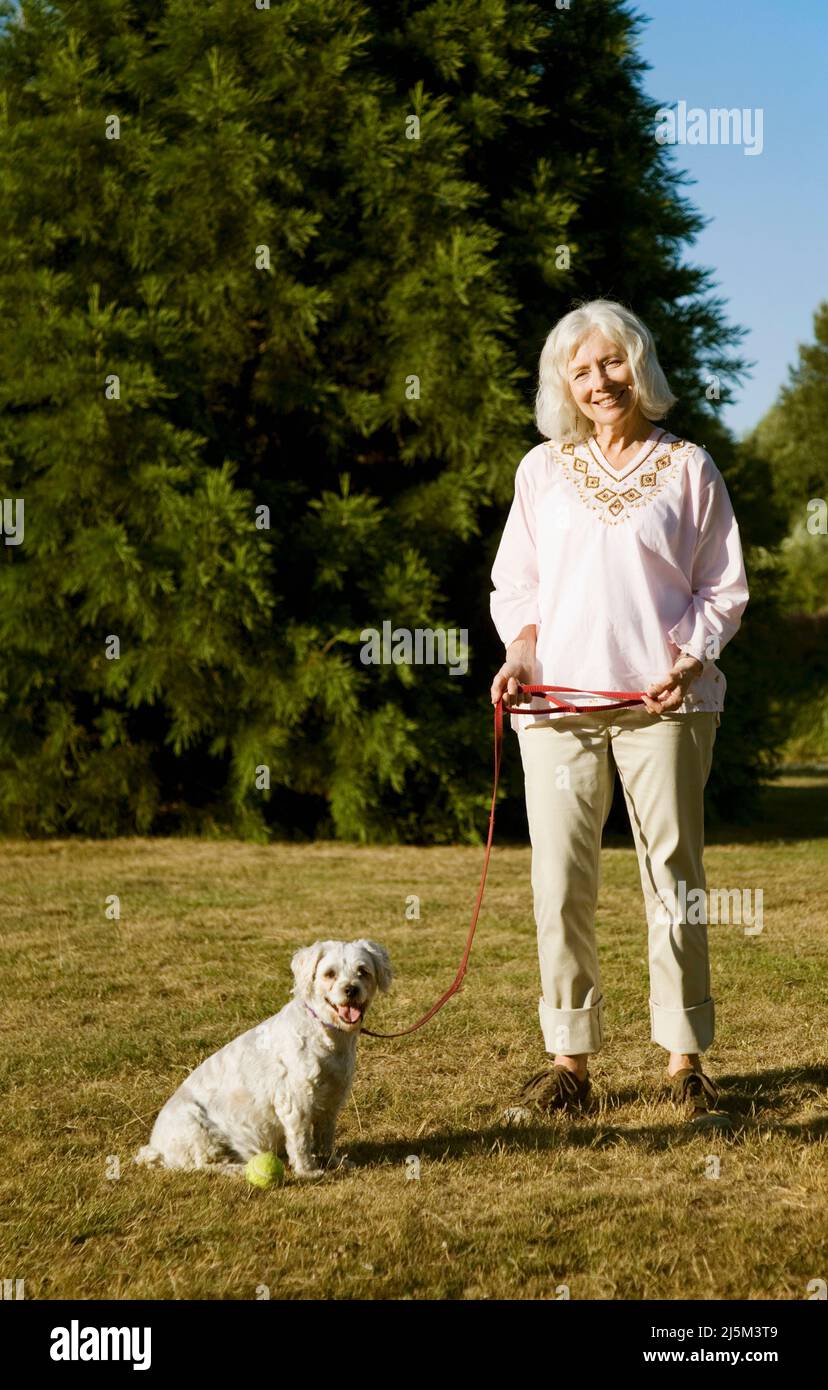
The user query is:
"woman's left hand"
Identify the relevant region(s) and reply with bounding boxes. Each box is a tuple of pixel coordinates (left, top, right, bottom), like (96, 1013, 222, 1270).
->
(642, 655, 704, 714)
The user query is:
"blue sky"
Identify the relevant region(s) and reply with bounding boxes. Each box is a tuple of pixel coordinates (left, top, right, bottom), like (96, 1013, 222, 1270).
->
(631, 0, 827, 438)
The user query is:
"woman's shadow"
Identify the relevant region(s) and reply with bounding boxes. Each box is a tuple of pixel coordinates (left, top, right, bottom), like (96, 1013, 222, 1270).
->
(343, 1063, 828, 1167)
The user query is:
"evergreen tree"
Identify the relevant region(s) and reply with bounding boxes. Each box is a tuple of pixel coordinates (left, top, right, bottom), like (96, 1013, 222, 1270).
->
(0, 0, 783, 838)
(742, 301, 828, 764)
(748, 300, 828, 573)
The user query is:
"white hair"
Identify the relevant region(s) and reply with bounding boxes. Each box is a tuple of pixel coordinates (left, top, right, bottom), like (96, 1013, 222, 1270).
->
(534, 298, 678, 444)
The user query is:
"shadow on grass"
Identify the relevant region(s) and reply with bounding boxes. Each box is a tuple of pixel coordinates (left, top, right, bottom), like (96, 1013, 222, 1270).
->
(492, 770, 828, 852)
(602, 771, 828, 847)
(705, 772, 828, 845)
(342, 1065, 828, 1166)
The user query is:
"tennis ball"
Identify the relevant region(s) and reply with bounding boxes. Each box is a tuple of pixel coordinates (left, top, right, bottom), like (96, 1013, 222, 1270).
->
(245, 1152, 285, 1189)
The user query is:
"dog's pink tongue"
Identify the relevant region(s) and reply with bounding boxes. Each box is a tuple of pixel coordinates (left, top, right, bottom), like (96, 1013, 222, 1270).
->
(338, 1004, 362, 1024)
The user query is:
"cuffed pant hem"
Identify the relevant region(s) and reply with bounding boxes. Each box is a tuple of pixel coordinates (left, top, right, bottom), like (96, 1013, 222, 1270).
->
(539, 995, 604, 1055)
(650, 997, 715, 1053)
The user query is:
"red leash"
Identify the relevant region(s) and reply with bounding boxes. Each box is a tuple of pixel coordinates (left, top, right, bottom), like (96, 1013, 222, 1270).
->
(361, 683, 646, 1039)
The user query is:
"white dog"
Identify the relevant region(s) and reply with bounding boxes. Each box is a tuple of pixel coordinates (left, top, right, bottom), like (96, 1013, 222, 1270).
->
(134, 939, 392, 1180)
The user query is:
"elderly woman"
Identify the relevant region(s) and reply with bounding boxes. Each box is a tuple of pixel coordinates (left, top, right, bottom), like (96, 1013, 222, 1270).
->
(489, 299, 749, 1118)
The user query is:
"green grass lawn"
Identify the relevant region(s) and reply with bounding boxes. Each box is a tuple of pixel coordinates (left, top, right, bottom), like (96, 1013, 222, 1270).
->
(1, 778, 826, 1300)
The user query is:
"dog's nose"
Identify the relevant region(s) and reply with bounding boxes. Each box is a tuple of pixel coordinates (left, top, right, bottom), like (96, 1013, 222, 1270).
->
(344, 984, 360, 999)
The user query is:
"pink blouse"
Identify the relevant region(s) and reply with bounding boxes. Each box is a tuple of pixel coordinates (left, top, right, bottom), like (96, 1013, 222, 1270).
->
(490, 427, 749, 728)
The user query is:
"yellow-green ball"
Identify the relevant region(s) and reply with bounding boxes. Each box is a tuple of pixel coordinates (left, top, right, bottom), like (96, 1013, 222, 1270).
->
(245, 1152, 285, 1189)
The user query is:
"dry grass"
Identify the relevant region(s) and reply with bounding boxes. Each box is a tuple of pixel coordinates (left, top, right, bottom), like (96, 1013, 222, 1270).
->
(1, 784, 826, 1300)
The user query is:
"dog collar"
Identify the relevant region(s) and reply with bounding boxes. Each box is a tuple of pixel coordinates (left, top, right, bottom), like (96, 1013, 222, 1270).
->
(305, 1002, 344, 1032)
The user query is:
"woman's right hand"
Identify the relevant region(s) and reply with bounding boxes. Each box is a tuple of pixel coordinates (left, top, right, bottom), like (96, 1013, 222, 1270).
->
(490, 658, 533, 709)
(491, 626, 537, 708)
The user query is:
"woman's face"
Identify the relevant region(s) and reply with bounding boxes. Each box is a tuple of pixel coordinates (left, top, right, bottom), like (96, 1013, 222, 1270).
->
(567, 330, 639, 430)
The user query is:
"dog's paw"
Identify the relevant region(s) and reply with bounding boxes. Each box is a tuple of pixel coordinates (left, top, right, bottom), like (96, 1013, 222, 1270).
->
(293, 1166, 326, 1182)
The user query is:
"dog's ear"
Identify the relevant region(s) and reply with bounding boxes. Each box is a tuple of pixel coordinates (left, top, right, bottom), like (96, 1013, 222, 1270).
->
(290, 942, 326, 999)
(355, 940, 393, 994)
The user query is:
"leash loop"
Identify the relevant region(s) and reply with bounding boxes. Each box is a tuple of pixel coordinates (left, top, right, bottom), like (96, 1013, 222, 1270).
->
(361, 682, 646, 1039)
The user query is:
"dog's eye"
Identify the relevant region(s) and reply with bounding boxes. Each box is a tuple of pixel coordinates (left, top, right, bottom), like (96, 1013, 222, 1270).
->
(323, 969, 336, 980)
(357, 967, 369, 978)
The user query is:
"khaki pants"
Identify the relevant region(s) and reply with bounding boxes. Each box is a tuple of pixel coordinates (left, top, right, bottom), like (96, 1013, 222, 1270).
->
(516, 708, 719, 1057)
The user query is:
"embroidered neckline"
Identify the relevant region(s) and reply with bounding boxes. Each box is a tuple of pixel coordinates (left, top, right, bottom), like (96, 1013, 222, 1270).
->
(587, 427, 666, 483)
(547, 434, 688, 526)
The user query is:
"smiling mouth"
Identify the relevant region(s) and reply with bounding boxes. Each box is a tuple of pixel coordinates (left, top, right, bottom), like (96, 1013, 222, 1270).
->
(325, 996, 364, 1025)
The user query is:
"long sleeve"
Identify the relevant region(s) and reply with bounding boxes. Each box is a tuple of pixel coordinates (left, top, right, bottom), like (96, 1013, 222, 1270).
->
(490, 456, 541, 649)
(667, 460, 749, 666)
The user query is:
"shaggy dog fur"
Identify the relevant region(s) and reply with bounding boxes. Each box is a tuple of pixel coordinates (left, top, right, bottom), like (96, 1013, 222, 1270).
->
(134, 939, 392, 1179)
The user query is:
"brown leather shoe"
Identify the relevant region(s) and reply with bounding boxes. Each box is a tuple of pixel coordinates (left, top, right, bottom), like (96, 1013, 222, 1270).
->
(516, 1064, 592, 1114)
(666, 1066, 720, 1115)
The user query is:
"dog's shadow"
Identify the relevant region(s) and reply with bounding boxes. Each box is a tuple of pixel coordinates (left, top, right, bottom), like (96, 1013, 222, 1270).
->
(341, 1064, 828, 1168)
